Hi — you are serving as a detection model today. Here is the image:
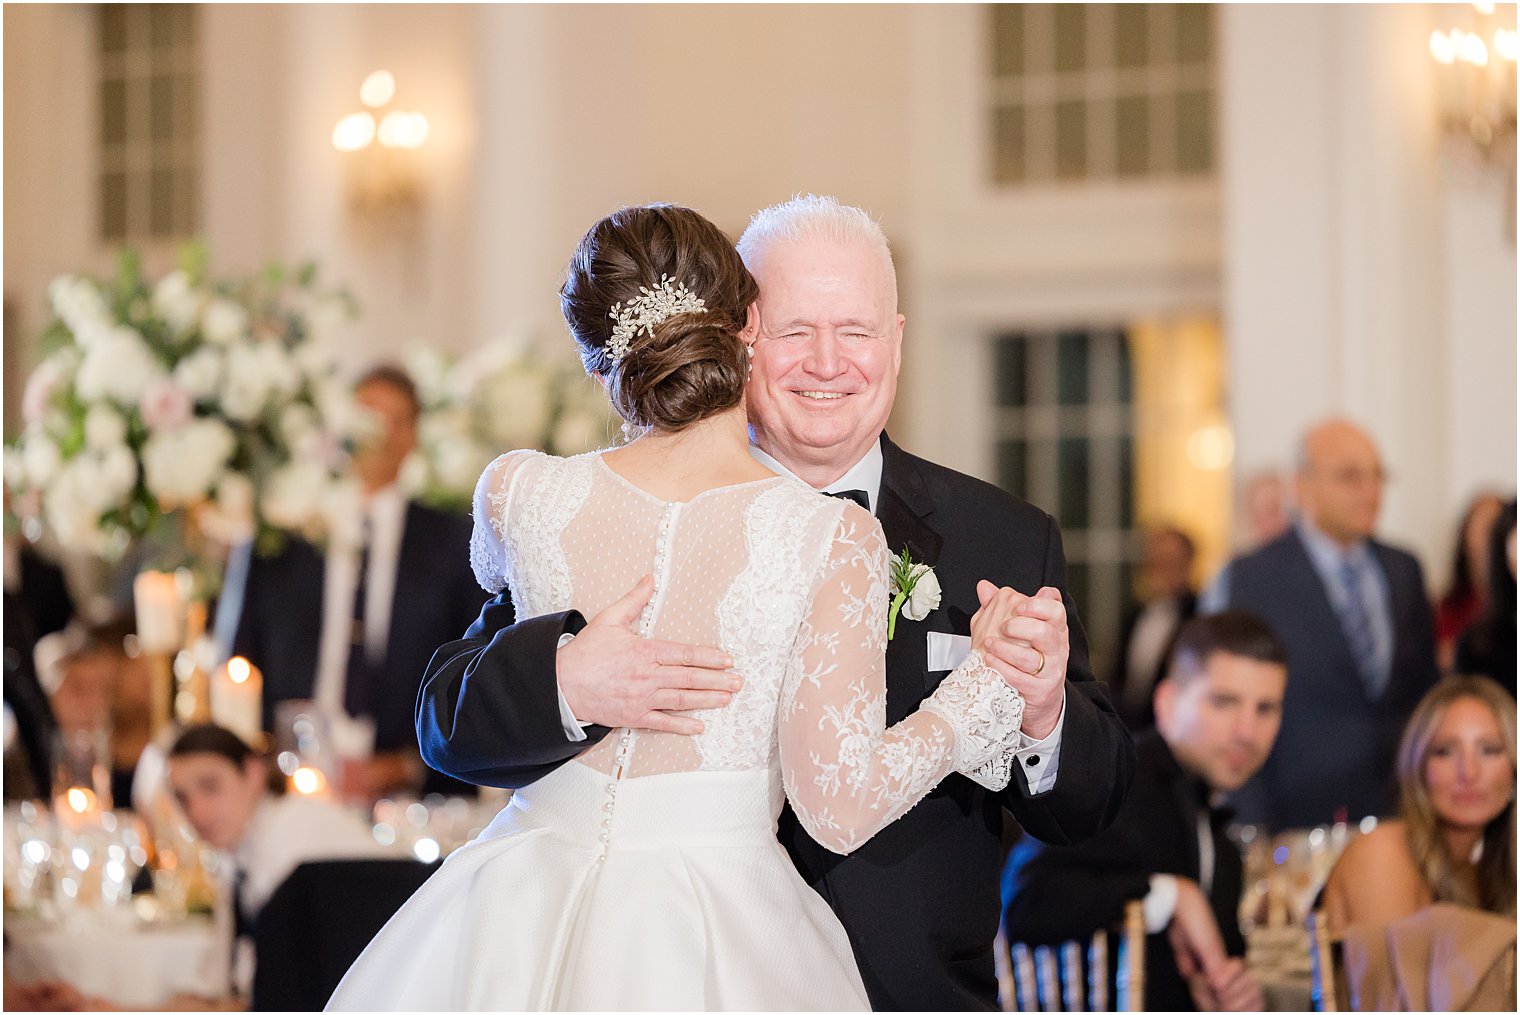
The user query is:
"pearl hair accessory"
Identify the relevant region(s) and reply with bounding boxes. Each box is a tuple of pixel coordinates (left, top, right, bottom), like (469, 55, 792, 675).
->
(606, 275, 706, 365)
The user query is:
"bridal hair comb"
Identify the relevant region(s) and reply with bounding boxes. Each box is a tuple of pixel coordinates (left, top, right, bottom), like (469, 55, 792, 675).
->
(606, 275, 706, 364)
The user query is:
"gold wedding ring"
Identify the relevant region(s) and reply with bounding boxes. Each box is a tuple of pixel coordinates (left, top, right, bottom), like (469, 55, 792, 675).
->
(1030, 649, 1046, 676)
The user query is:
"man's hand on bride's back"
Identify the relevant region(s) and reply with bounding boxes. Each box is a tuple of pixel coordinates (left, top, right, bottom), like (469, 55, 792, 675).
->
(557, 575, 743, 734)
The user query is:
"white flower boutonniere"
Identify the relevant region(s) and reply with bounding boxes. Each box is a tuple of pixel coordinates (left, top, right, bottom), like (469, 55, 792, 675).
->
(888, 548, 941, 640)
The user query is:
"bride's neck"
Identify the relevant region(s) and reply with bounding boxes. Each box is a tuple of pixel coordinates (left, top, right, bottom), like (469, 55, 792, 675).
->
(605, 404, 771, 495)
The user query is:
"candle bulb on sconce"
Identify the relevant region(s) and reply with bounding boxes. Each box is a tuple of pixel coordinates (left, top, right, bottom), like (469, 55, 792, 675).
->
(332, 69, 431, 230)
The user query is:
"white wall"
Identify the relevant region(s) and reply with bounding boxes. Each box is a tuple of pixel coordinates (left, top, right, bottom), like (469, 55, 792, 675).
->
(1219, 3, 1516, 581)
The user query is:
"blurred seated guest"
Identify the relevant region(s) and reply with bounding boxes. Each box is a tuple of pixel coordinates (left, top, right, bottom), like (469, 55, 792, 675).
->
(1003, 612, 1288, 1011)
(43, 618, 152, 808)
(1321, 675, 1516, 932)
(2, 518, 74, 801)
(4, 522, 77, 649)
(1436, 492, 1505, 673)
(1455, 499, 1517, 697)
(1108, 525, 1198, 729)
(4, 592, 58, 801)
(168, 724, 392, 1001)
(1240, 468, 1291, 550)
(232, 365, 487, 799)
(1200, 418, 1439, 830)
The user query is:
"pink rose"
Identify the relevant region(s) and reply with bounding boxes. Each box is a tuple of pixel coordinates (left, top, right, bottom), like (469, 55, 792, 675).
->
(138, 378, 194, 433)
(21, 360, 62, 425)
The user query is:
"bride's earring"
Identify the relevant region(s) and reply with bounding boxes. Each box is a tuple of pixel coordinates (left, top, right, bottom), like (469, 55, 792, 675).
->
(745, 342, 755, 379)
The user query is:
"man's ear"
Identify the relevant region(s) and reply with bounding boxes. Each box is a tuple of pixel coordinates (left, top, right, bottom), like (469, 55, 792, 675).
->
(1152, 676, 1176, 730)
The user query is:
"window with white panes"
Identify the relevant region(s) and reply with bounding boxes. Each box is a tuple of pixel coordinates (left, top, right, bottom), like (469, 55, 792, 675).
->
(98, 4, 200, 242)
(988, 4, 1216, 184)
(991, 328, 1136, 675)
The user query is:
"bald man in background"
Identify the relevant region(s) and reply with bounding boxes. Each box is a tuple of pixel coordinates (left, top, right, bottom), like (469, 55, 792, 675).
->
(1199, 418, 1439, 830)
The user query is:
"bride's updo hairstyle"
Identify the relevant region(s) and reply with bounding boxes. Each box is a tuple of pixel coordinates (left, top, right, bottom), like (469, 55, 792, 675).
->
(561, 204, 758, 433)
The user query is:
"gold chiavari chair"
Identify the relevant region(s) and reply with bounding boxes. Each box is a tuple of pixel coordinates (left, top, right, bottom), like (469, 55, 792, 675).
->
(998, 899, 1146, 1012)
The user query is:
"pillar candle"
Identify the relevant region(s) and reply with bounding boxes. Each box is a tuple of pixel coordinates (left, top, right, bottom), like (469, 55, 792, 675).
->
(211, 656, 263, 746)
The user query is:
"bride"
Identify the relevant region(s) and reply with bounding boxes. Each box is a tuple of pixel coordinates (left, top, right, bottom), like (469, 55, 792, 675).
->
(327, 204, 1029, 1011)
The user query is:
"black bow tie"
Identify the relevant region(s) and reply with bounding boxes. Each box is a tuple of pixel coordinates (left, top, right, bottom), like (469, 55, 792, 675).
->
(826, 489, 870, 511)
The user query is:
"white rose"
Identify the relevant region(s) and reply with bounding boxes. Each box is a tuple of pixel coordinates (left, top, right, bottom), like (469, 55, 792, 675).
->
(197, 473, 256, 545)
(152, 271, 204, 339)
(900, 564, 943, 622)
(172, 346, 224, 399)
(260, 461, 329, 533)
(83, 404, 128, 452)
(481, 364, 553, 448)
(278, 403, 319, 446)
(21, 433, 61, 490)
(141, 419, 235, 505)
(49, 276, 112, 337)
(3, 451, 27, 493)
(96, 446, 139, 503)
(74, 326, 165, 406)
(404, 346, 450, 407)
(433, 440, 494, 494)
(201, 299, 248, 345)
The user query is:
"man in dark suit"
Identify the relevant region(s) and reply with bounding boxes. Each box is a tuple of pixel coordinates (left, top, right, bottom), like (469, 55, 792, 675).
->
(1004, 611, 1286, 1011)
(1108, 525, 1197, 730)
(1199, 418, 1440, 830)
(416, 196, 1134, 1010)
(234, 366, 486, 797)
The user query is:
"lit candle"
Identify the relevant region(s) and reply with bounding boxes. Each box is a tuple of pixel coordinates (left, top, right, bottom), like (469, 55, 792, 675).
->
(133, 571, 182, 654)
(211, 656, 263, 745)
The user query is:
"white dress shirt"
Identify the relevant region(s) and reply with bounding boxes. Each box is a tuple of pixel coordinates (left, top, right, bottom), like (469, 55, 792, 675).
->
(313, 485, 408, 740)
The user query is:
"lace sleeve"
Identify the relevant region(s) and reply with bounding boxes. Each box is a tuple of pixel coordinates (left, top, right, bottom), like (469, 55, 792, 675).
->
(777, 506, 1027, 855)
(468, 450, 538, 593)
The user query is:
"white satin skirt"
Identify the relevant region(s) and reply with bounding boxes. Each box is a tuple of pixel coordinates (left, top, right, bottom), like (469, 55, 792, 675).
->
(325, 762, 869, 1011)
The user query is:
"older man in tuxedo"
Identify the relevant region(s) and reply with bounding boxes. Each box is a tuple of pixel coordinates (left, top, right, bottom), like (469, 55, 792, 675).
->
(417, 196, 1134, 1010)
(234, 365, 487, 798)
(1199, 418, 1439, 829)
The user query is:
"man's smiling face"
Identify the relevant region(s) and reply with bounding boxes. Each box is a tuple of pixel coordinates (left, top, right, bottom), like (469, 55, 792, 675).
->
(745, 236, 904, 485)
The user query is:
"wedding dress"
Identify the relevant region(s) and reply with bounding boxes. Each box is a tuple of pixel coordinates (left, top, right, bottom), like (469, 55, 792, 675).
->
(327, 450, 1025, 1011)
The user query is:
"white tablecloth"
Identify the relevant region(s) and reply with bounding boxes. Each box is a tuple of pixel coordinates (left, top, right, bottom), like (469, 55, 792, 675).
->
(5, 914, 225, 1008)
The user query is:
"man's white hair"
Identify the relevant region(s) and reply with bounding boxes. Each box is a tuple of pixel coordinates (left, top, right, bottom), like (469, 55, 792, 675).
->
(736, 194, 897, 304)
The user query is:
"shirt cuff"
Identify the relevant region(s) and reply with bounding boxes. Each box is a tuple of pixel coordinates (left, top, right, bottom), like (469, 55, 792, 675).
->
(1011, 690, 1065, 795)
(1143, 874, 1180, 933)
(555, 632, 590, 742)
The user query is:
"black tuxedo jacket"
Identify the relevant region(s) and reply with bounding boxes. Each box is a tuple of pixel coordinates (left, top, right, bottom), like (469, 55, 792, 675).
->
(1106, 591, 1197, 730)
(233, 501, 486, 760)
(1218, 529, 1438, 830)
(415, 435, 1134, 1010)
(1001, 731, 1244, 1012)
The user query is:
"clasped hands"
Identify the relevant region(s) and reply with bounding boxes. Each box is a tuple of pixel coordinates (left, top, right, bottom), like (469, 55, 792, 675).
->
(557, 573, 1069, 740)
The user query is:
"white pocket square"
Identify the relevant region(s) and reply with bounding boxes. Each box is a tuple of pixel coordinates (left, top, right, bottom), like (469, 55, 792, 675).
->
(926, 631, 972, 672)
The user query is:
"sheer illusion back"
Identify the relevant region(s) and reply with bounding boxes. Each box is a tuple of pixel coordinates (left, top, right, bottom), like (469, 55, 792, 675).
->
(474, 448, 837, 779)
(470, 449, 1026, 855)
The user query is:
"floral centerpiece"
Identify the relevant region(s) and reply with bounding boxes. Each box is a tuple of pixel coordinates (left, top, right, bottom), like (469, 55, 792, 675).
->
(400, 339, 617, 513)
(4, 247, 359, 590)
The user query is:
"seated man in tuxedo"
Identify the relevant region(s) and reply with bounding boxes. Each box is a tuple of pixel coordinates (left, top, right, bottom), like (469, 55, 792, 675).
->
(234, 365, 487, 798)
(1003, 611, 1287, 1011)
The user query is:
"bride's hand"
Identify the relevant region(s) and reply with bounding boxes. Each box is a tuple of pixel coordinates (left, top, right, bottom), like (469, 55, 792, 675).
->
(970, 581, 1068, 739)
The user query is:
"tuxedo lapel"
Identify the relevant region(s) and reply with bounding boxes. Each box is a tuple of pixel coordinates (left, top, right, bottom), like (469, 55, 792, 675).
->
(878, 437, 947, 721)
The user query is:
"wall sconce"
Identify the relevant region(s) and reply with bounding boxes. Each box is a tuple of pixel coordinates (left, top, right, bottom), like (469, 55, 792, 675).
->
(1428, 5, 1517, 169)
(332, 70, 430, 227)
